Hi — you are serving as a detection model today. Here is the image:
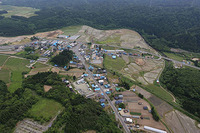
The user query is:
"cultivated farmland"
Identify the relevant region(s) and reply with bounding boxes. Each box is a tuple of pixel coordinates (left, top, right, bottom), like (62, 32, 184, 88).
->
(4, 57, 30, 92)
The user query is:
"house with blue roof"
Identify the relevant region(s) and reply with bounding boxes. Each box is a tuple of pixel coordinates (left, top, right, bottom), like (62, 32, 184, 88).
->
(101, 103, 105, 108)
(118, 108, 122, 111)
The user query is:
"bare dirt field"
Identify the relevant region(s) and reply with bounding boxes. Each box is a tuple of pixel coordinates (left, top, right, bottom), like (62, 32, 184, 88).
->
(51, 67, 60, 73)
(0, 51, 17, 54)
(122, 55, 130, 63)
(135, 86, 152, 99)
(44, 85, 52, 92)
(0, 30, 63, 45)
(165, 110, 200, 133)
(60, 68, 85, 77)
(77, 26, 157, 54)
(135, 58, 145, 66)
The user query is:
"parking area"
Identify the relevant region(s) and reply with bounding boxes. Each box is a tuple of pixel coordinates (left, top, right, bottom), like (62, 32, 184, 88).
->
(73, 82, 95, 98)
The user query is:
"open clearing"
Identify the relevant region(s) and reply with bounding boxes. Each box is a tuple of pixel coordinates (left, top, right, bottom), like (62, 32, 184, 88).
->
(0, 30, 63, 45)
(4, 57, 30, 92)
(0, 5, 40, 18)
(44, 85, 52, 92)
(60, 68, 85, 77)
(61, 25, 82, 36)
(28, 98, 63, 122)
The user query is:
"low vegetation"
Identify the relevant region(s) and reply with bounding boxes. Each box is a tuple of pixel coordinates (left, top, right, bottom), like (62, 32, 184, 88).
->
(27, 98, 63, 123)
(0, 68, 10, 83)
(0, 55, 8, 66)
(103, 55, 126, 71)
(61, 25, 82, 35)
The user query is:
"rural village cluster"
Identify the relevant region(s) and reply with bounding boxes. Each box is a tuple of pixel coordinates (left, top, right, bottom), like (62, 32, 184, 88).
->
(0, 34, 168, 133)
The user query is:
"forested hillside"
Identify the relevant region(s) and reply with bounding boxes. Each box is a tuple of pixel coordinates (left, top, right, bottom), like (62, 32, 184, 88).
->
(160, 62, 200, 118)
(0, 0, 200, 52)
(0, 72, 121, 132)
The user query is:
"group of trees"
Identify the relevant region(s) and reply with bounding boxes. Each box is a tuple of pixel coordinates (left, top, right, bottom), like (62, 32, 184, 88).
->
(0, 80, 39, 133)
(160, 62, 200, 118)
(0, 0, 200, 52)
(50, 50, 73, 67)
(23, 72, 121, 133)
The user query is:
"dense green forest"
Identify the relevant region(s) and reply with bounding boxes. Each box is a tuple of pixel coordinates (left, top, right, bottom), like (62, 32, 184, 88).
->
(0, 80, 38, 133)
(50, 50, 73, 67)
(160, 62, 200, 118)
(0, 0, 200, 52)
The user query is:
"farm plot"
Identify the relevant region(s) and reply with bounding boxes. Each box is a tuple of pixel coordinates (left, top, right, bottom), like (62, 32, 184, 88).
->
(119, 91, 166, 131)
(4, 57, 30, 92)
(122, 57, 164, 85)
(28, 98, 63, 122)
(60, 68, 85, 77)
(25, 62, 51, 77)
(104, 55, 126, 71)
(165, 110, 200, 133)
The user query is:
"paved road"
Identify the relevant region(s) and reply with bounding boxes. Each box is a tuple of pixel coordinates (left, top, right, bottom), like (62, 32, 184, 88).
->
(96, 44, 200, 70)
(72, 44, 130, 133)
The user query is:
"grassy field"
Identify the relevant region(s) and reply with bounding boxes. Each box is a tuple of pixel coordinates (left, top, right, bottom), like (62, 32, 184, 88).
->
(34, 62, 49, 68)
(0, 68, 10, 83)
(145, 84, 174, 103)
(28, 98, 64, 122)
(61, 25, 82, 36)
(104, 55, 126, 71)
(0, 55, 8, 66)
(96, 35, 121, 45)
(4, 58, 30, 92)
(0, 5, 39, 18)
(163, 52, 185, 62)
